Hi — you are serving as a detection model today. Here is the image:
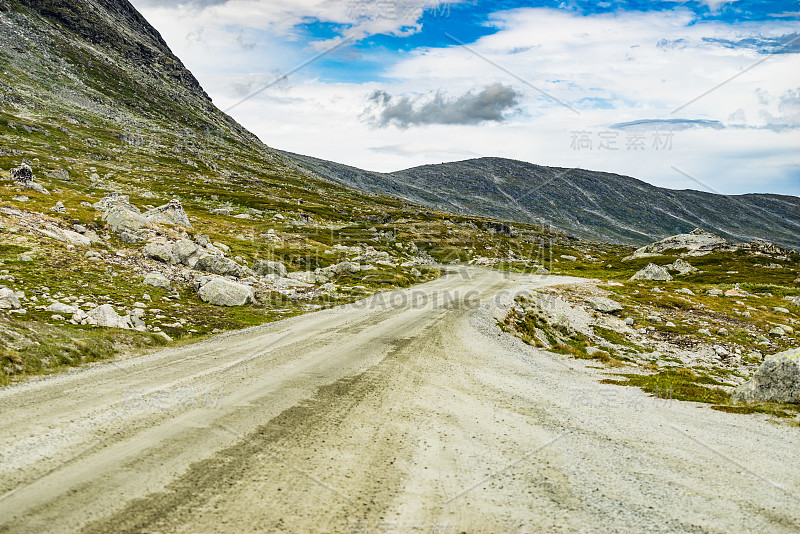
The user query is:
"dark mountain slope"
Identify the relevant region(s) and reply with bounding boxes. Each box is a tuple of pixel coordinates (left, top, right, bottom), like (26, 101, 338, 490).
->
(286, 153, 800, 249)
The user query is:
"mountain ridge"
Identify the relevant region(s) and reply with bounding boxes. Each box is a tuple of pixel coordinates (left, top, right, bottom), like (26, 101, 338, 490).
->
(284, 152, 800, 249)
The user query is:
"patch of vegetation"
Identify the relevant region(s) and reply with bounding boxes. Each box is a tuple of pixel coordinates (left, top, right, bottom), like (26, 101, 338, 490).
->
(601, 368, 730, 404)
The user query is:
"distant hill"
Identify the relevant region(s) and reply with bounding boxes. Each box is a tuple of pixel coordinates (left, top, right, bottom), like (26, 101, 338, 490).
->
(285, 153, 800, 249)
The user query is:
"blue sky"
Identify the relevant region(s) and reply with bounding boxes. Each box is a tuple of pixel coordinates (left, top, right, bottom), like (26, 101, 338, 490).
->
(132, 0, 800, 194)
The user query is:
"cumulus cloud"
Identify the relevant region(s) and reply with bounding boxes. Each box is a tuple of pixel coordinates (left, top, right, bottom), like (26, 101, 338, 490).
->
(364, 83, 521, 128)
(760, 88, 800, 130)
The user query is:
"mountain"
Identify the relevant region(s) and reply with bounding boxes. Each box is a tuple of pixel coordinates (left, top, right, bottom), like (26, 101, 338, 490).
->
(286, 154, 800, 250)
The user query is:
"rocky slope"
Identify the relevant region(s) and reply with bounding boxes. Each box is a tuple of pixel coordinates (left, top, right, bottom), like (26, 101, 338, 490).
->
(287, 153, 800, 250)
(1, 0, 602, 384)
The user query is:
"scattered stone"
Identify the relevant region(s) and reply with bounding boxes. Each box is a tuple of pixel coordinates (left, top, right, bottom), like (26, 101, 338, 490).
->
(768, 327, 785, 338)
(624, 317, 635, 326)
(630, 263, 673, 281)
(210, 208, 231, 216)
(50, 201, 66, 213)
(707, 288, 723, 296)
(675, 288, 695, 295)
(588, 296, 623, 313)
(197, 278, 256, 306)
(733, 348, 800, 404)
(253, 260, 287, 277)
(773, 307, 790, 314)
(12, 195, 29, 202)
(560, 255, 577, 262)
(698, 328, 712, 336)
(73, 224, 88, 234)
(724, 286, 749, 297)
(717, 328, 729, 336)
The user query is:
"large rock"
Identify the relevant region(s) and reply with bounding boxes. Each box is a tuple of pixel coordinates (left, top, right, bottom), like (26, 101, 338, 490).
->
(144, 242, 176, 264)
(286, 271, 319, 285)
(630, 263, 673, 281)
(93, 193, 140, 214)
(633, 229, 729, 257)
(143, 272, 171, 290)
(144, 199, 193, 229)
(173, 239, 202, 268)
(0, 287, 21, 309)
(47, 302, 78, 315)
(664, 258, 698, 275)
(87, 304, 131, 329)
(35, 225, 92, 247)
(253, 260, 287, 277)
(327, 261, 361, 275)
(104, 206, 148, 242)
(10, 164, 49, 194)
(194, 253, 253, 279)
(46, 167, 70, 181)
(733, 348, 800, 404)
(588, 296, 623, 313)
(197, 278, 255, 306)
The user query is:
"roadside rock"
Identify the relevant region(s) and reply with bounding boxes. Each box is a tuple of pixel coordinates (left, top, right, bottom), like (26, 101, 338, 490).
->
(195, 253, 253, 279)
(253, 260, 287, 277)
(197, 278, 255, 306)
(588, 296, 623, 313)
(732, 348, 800, 404)
(144, 199, 192, 229)
(87, 304, 130, 329)
(630, 263, 673, 281)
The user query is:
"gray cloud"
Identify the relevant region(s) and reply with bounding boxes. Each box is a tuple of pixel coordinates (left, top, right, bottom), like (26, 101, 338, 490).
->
(610, 118, 725, 130)
(365, 83, 521, 128)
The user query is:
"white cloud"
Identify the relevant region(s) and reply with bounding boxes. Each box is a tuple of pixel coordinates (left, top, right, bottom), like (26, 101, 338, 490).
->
(131, 2, 800, 194)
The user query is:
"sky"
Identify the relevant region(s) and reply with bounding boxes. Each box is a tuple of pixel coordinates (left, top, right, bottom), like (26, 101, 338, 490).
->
(129, 0, 800, 195)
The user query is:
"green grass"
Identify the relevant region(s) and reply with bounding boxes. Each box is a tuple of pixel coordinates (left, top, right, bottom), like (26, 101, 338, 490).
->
(601, 368, 730, 404)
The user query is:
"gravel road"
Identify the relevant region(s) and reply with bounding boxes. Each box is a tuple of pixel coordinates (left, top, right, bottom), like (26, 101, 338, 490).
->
(0, 267, 798, 533)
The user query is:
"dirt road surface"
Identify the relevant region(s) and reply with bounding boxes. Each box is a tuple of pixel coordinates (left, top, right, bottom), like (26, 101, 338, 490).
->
(1, 268, 798, 533)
